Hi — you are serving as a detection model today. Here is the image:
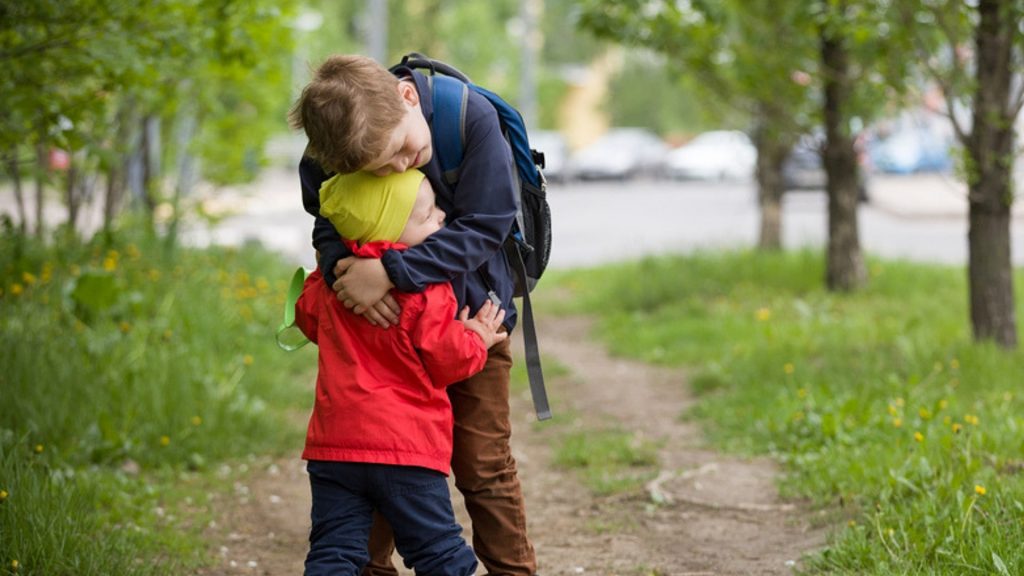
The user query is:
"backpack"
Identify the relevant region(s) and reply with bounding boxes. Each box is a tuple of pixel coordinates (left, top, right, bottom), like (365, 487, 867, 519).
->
(392, 53, 552, 420)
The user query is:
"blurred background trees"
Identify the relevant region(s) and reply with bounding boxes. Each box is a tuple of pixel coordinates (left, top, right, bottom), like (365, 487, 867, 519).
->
(1, 0, 1021, 347)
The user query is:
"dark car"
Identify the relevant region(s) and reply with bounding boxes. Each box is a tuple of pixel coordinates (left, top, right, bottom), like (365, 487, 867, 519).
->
(782, 137, 869, 203)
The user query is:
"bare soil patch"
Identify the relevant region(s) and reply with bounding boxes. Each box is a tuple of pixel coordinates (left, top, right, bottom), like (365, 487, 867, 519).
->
(196, 315, 826, 575)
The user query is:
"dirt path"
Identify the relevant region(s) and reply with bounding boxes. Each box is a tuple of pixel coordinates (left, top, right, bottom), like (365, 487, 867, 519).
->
(197, 315, 825, 575)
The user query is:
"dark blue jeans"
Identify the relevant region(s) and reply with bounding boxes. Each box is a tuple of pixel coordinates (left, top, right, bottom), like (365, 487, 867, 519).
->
(304, 461, 477, 576)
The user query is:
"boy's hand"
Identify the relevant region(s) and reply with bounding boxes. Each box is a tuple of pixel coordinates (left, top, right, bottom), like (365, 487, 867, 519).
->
(333, 257, 400, 327)
(458, 301, 508, 349)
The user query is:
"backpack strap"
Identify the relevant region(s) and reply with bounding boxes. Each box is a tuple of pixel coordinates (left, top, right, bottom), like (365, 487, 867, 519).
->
(428, 74, 468, 186)
(508, 242, 551, 420)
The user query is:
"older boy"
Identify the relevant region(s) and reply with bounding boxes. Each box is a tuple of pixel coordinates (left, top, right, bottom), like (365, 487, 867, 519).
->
(292, 55, 537, 575)
(296, 169, 507, 576)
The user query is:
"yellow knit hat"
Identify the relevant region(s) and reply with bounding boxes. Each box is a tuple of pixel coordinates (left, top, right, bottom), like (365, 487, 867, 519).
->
(319, 170, 425, 243)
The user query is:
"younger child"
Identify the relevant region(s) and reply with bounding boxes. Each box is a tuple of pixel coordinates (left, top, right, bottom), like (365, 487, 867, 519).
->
(294, 169, 506, 576)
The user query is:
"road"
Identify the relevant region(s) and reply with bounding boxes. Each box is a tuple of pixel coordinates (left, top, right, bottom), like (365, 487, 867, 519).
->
(184, 168, 1024, 269)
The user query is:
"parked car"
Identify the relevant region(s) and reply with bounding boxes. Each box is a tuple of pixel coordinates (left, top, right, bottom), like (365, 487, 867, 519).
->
(664, 130, 756, 181)
(568, 128, 669, 180)
(529, 130, 570, 183)
(782, 136, 869, 202)
(868, 128, 953, 174)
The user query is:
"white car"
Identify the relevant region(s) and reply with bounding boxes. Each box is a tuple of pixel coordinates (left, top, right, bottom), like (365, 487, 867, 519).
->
(568, 128, 669, 180)
(665, 130, 756, 181)
(529, 130, 570, 183)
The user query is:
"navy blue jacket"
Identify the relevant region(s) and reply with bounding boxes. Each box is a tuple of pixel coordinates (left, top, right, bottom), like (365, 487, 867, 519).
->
(299, 68, 519, 330)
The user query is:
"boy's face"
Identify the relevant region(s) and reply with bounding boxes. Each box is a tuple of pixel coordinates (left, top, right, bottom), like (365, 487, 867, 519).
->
(363, 80, 433, 177)
(397, 179, 446, 247)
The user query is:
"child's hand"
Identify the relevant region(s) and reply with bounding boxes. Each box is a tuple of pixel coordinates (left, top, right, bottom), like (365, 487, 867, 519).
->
(458, 301, 507, 349)
(333, 257, 399, 327)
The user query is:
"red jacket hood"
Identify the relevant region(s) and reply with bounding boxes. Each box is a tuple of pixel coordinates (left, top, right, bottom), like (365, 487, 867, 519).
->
(344, 239, 408, 258)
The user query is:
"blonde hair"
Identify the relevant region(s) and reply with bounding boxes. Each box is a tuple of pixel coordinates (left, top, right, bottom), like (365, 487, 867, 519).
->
(289, 55, 407, 174)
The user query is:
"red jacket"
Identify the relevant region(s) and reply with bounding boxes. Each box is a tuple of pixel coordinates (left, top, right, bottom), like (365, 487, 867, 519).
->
(294, 241, 488, 474)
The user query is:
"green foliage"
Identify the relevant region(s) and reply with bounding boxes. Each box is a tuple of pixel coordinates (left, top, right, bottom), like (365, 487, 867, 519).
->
(0, 0, 298, 214)
(0, 228, 315, 573)
(606, 53, 727, 136)
(552, 250, 1024, 572)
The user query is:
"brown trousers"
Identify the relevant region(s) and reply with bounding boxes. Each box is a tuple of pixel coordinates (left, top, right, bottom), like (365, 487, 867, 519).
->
(361, 337, 537, 575)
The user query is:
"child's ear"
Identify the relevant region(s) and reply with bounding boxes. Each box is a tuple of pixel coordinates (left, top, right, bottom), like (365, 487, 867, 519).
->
(398, 81, 420, 107)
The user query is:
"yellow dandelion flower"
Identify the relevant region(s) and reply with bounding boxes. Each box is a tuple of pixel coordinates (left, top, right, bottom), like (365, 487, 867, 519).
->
(162, 329, 173, 341)
(783, 363, 795, 375)
(847, 520, 857, 527)
(70, 264, 81, 277)
(792, 411, 805, 422)
(886, 528, 895, 537)
(952, 423, 963, 434)
(965, 414, 979, 426)
(892, 418, 903, 428)
(119, 322, 132, 334)
(126, 244, 141, 259)
(160, 436, 171, 447)
(938, 399, 948, 411)
(191, 416, 202, 427)
(0, 489, 8, 502)
(950, 359, 960, 370)
(943, 416, 952, 425)
(148, 269, 161, 281)
(11, 559, 19, 571)
(755, 307, 771, 321)
(10, 283, 23, 296)
(797, 388, 808, 399)
(887, 404, 898, 416)
(914, 431, 924, 442)
(895, 397, 905, 407)
(103, 257, 117, 271)
(33, 444, 43, 454)
(243, 354, 254, 366)
(21, 271, 36, 285)
(974, 485, 986, 496)
(919, 408, 932, 420)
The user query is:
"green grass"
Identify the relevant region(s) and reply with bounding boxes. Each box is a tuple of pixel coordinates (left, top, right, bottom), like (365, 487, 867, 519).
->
(0, 225, 315, 574)
(544, 250, 1024, 575)
(554, 428, 659, 495)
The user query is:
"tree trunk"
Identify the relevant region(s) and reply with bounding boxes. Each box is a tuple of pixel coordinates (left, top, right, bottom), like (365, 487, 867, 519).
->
(103, 163, 124, 232)
(753, 120, 789, 250)
(140, 115, 158, 213)
(4, 152, 27, 234)
(166, 107, 199, 246)
(821, 13, 866, 292)
(966, 0, 1017, 347)
(103, 103, 132, 232)
(34, 143, 47, 239)
(65, 154, 81, 233)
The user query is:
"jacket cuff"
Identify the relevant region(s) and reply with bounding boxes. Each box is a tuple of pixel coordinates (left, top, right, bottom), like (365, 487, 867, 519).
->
(382, 250, 421, 293)
(317, 243, 345, 287)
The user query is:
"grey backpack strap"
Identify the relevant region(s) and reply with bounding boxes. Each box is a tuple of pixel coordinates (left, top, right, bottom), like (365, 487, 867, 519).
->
(509, 243, 551, 421)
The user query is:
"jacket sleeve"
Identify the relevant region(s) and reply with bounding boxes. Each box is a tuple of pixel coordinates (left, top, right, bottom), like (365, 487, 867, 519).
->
(408, 285, 489, 388)
(294, 270, 324, 344)
(299, 155, 352, 287)
(381, 94, 517, 293)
